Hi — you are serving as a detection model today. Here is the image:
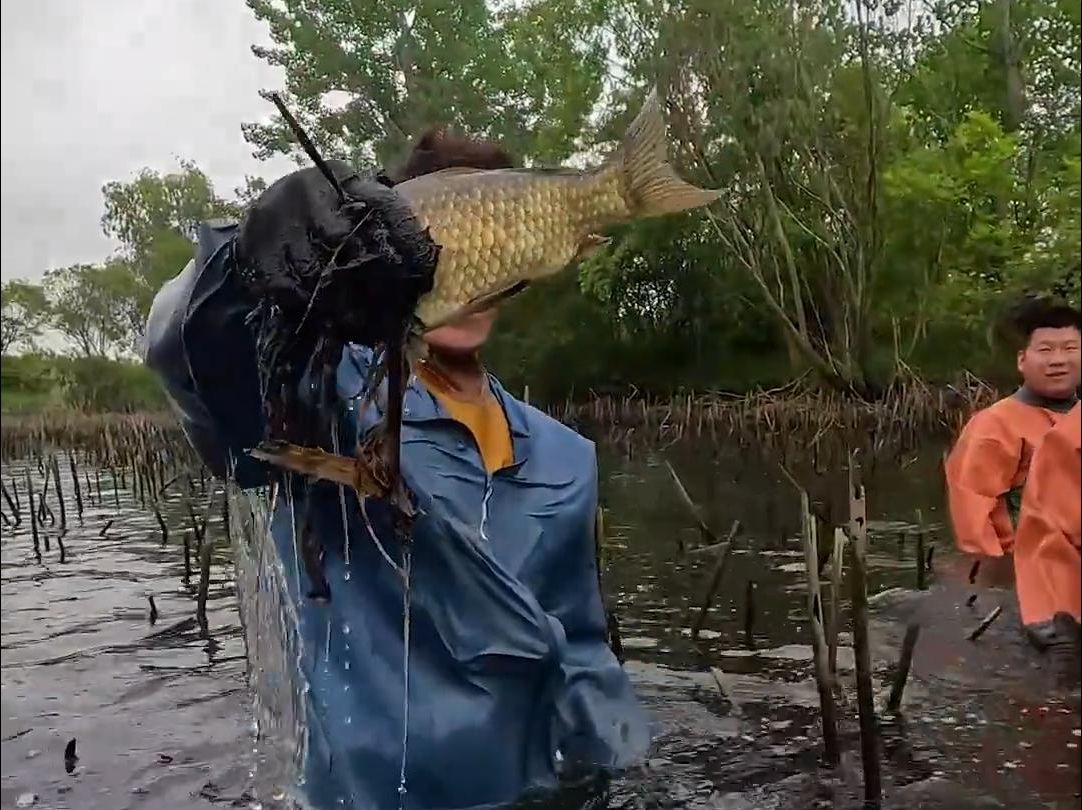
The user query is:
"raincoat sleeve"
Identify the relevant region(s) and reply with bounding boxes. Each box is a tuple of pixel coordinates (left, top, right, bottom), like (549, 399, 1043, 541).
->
(143, 221, 269, 488)
(544, 450, 650, 773)
(1014, 405, 1081, 633)
(945, 410, 1021, 557)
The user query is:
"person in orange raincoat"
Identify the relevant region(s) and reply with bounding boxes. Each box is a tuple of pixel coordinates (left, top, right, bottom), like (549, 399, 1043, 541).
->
(945, 299, 1080, 578)
(1013, 402, 1081, 662)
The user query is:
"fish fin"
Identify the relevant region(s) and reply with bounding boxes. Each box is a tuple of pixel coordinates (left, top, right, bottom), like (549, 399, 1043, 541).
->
(612, 87, 721, 218)
(574, 234, 612, 262)
(421, 280, 531, 331)
(250, 442, 358, 489)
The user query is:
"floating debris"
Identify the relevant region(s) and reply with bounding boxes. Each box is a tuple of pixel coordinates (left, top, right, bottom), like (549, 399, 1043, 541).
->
(64, 738, 78, 774)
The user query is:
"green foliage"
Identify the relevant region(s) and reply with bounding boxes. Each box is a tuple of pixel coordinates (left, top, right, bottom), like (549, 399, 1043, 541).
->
(101, 160, 237, 258)
(1, 280, 49, 355)
(43, 263, 142, 358)
(53, 356, 168, 412)
(0, 353, 166, 413)
(241, 0, 609, 166)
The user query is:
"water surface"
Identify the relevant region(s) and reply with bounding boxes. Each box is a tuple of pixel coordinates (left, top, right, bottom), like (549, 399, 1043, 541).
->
(1, 440, 1078, 809)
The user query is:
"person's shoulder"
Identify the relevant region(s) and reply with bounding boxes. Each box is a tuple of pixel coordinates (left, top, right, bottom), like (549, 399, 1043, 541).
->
(962, 395, 1024, 436)
(512, 397, 596, 458)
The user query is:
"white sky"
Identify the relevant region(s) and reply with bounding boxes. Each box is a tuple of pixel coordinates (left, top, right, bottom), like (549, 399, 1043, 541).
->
(0, 0, 295, 283)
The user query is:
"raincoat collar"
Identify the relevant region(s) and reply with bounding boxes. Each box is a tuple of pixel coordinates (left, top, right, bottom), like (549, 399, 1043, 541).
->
(1014, 385, 1078, 414)
(391, 363, 533, 467)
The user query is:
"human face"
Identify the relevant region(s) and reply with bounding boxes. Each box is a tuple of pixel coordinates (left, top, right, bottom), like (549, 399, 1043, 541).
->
(424, 308, 499, 357)
(1017, 326, 1082, 399)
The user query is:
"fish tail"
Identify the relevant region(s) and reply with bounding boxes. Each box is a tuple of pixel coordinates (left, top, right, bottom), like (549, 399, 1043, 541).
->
(609, 87, 721, 218)
(250, 442, 359, 489)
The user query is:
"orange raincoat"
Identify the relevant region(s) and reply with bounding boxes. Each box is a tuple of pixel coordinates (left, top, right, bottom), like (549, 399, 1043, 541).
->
(1013, 403, 1081, 629)
(945, 392, 1074, 557)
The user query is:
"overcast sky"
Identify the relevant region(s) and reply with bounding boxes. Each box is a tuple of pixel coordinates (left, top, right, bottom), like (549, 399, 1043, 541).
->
(1, 1, 295, 283)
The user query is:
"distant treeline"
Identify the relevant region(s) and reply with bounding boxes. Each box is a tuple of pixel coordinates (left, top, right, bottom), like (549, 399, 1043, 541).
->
(1, 354, 167, 414)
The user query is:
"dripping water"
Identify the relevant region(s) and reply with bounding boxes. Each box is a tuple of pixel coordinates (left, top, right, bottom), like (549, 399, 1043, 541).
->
(331, 421, 351, 573)
(398, 539, 413, 809)
(285, 477, 301, 600)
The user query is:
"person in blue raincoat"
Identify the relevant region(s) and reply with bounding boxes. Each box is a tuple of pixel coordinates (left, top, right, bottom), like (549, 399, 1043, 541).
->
(143, 127, 651, 810)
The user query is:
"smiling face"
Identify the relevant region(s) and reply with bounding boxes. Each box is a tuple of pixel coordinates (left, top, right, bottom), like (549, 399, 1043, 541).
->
(1017, 325, 1082, 399)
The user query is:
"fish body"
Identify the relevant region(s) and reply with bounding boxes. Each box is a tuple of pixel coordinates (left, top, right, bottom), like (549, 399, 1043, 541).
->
(395, 88, 721, 330)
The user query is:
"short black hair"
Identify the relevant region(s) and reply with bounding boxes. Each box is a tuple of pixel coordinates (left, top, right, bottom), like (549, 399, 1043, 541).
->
(389, 127, 516, 184)
(1008, 296, 1082, 345)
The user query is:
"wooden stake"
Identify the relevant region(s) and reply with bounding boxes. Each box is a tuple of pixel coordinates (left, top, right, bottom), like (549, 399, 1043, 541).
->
(886, 623, 921, 713)
(68, 453, 83, 520)
(690, 520, 741, 640)
(743, 579, 756, 645)
(848, 452, 882, 805)
(828, 527, 846, 676)
(152, 501, 168, 546)
(183, 531, 193, 585)
(0, 478, 20, 526)
(26, 470, 40, 563)
(196, 535, 212, 632)
(915, 528, 927, 590)
(799, 488, 840, 766)
(968, 606, 1003, 641)
(51, 456, 66, 532)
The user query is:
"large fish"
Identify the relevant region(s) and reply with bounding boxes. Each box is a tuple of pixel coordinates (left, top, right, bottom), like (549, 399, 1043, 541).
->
(251, 88, 719, 505)
(399, 87, 721, 332)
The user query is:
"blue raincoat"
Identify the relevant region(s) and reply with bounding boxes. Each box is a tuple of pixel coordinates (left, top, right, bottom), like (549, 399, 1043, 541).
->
(144, 221, 651, 810)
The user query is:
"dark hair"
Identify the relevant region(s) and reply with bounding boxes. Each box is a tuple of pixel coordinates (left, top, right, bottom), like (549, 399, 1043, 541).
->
(390, 126, 516, 183)
(1009, 296, 1082, 345)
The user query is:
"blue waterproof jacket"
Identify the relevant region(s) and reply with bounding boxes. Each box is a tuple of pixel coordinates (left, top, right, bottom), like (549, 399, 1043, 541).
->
(143, 222, 651, 810)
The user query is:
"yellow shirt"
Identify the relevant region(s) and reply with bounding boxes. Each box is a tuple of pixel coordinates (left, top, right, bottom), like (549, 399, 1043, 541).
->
(415, 363, 514, 474)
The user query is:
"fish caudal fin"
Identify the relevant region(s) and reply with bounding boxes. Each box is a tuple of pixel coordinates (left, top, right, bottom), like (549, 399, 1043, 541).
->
(250, 441, 359, 489)
(615, 87, 721, 218)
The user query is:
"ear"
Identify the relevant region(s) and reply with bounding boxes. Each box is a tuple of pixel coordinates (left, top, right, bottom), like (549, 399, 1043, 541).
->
(1017, 349, 1026, 374)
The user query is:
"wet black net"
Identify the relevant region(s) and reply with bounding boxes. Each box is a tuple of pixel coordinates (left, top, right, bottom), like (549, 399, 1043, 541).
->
(234, 159, 438, 451)
(232, 159, 438, 598)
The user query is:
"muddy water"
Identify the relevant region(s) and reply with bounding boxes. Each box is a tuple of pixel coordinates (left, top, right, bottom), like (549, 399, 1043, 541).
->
(1, 442, 1079, 810)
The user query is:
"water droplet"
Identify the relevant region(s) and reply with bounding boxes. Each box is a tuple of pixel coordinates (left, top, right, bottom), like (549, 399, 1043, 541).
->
(342, 623, 351, 635)
(345, 716, 353, 725)
(344, 661, 351, 671)
(343, 570, 352, 582)
(272, 788, 287, 801)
